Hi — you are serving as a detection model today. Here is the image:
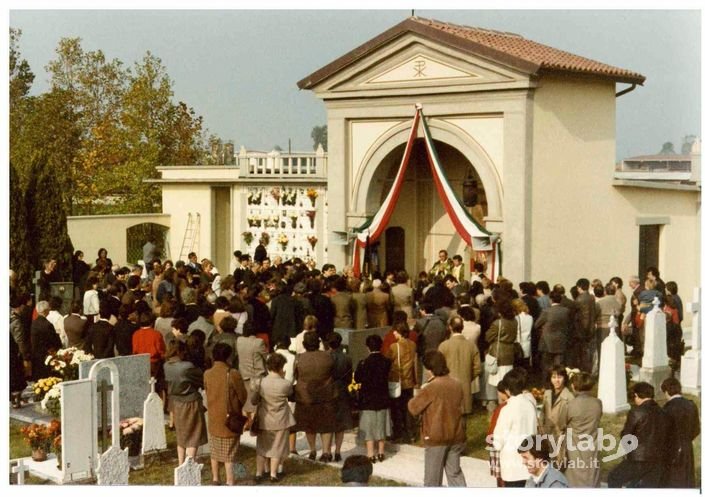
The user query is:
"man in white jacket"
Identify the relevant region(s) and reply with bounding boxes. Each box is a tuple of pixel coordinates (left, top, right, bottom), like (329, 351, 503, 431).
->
(492, 370, 537, 486)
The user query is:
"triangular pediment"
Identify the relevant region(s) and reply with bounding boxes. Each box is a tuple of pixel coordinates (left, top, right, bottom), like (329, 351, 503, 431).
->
(306, 33, 531, 98)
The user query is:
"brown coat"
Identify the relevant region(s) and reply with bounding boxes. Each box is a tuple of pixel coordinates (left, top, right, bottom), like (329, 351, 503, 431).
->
(408, 374, 465, 447)
(439, 334, 482, 414)
(486, 318, 518, 366)
(386, 337, 417, 389)
(366, 288, 390, 328)
(294, 350, 336, 405)
(351, 292, 367, 329)
(204, 361, 248, 438)
(565, 392, 603, 487)
(541, 386, 574, 466)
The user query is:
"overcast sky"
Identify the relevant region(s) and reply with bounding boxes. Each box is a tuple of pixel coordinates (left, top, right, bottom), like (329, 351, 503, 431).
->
(8, 9, 701, 160)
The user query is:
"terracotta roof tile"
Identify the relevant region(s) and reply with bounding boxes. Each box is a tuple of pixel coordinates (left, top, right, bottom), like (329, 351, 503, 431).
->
(413, 17, 645, 83)
(298, 17, 645, 90)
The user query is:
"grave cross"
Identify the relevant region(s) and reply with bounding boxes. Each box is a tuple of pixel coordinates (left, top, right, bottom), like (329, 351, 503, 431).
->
(97, 380, 114, 454)
(149, 376, 157, 394)
(11, 459, 27, 485)
(687, 288, 700, 351)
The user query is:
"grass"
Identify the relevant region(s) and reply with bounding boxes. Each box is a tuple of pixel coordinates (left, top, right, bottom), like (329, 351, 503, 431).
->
(9, 419, 403, 486)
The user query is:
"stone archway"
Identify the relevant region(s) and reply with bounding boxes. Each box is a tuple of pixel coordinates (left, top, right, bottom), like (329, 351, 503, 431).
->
(350, 119, 503, 275)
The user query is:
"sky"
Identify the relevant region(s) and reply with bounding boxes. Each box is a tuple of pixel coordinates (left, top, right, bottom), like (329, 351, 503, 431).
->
(7, 9, 702, 160)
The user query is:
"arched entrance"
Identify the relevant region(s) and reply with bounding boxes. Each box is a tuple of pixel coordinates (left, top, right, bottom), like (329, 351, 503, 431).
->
(352, 121, 502, 277)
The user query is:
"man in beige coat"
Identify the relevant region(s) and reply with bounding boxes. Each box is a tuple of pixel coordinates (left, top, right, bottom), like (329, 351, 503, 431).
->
(438, 316, 481, 414)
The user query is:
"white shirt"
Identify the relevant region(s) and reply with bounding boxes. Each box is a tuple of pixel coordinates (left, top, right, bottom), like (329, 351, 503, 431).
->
(294, 330, 325, 355)
(275, 348, 296, 383)
(47, 310, 67, 347)
(83, 289, 100, 317)
(493, 394, 537, 482)
(516, 312, 533, 358)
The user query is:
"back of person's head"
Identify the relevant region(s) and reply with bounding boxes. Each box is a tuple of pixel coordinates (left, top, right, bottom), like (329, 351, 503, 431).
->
(215, 296, 230, 310)
(448, 316, 464, 334)
(275, 335, 292, 350)
(165, 339, 188, 361)
(571, 372, 595, 392)
(266, 352, 287, 372)
(181, 286, 197, 305)
(99, 301, 112, 320)
(341, 455, 373, 485)
(666, 281, 679, 295)
(127, 275, 141, 290)
(496, 379, 509, 396)
(303, 330, 320, 352)
(502, 370, 524, 396)
(243, 324, 257, 337)
(392, 310, 408, 326)
(327, 332, 343, 350)
(422, 350, 449, 377)
(631, 381, 655, 400)
(458, 304, 474, 322)
(71, 300, 83, 315)
(139, 311, 155, 327)
(211, 342, 232, 363)
(365, 334, 382, 352)
(605, 284, 616, 296)
(474, 263, 484, 273)
(36, 300, 50, 315)
(576, 278, 590, 291)
(661, 377, 682, 396)
(199, 303, 215, 318)
(536, 280, 550, 295)
(220, 315, 238, 334)
(49, 296, 63, 311)
(172, 317, 189, 334)
(190, 329, 206, 347)
(303, 314, 318, 332)
(549, 291, 562, 304)
(593, 284, 605, 298)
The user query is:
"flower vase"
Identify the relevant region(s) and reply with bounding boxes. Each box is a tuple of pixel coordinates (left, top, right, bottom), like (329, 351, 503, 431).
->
(280, 243, 288, 253)
(311, 198, 316, 208)
(31, 447, 47, 462)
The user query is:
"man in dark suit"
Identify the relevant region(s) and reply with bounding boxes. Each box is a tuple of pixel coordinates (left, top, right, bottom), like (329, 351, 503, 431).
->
(63, 300, 88, 348)
(83, 303, 115, 359)
(270, 281, 301, 344)
(575, 278, 598, 373)
(660, 378, 700, 488)
(608, 382, 670, 488)
(534, 291, 570, 375)
(31, 300, 62, 380)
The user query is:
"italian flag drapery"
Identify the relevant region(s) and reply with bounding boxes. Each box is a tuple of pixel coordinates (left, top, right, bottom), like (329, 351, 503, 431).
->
(351, 104, 501, 281)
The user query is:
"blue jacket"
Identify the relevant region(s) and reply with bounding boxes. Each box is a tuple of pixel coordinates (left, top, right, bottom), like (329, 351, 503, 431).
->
(525, 466, 569, 488)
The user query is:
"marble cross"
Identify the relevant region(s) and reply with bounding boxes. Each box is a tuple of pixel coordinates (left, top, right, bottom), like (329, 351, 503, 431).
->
(11, 459, 26, 485)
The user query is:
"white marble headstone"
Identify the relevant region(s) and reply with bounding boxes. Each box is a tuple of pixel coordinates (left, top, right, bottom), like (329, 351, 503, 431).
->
(142, 377, 167, 453)
(96, 446, 130, 485)
(174, 456, 203, 486)
(598, 316, 629, 413)
(60, 379, 95, 482)
(643, 299, 669, 369)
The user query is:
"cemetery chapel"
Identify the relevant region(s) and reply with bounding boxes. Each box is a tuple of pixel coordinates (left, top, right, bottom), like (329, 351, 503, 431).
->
(150, 16, 699, 305)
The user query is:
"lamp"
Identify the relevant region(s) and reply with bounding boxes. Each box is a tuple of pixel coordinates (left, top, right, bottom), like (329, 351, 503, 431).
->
(462, 167, 478, 207)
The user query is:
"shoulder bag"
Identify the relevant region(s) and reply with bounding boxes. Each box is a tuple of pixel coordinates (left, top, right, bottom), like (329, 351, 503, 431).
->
(484, 321, 501, 375)
(225, 369, 248, 434)
(513, 316, 525, 361)
(388, 342, 402, 399)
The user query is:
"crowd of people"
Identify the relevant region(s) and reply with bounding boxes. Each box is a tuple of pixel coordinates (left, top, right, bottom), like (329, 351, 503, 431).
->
(7, 245, 698, 487)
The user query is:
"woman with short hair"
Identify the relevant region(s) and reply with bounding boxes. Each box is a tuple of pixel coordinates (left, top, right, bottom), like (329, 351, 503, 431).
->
(565, 372, 602, 487)
(541, 365, 574, 470)
(204, 342, 248, 485)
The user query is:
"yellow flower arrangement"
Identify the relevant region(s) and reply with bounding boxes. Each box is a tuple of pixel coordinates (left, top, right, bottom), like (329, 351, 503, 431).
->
(33, 377, 62, 401)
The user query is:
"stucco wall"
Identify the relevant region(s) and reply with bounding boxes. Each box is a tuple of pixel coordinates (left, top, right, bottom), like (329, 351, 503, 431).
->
(67, 213, 170, 267)
(162, 185, 213, 263)
(530, 75, 700, 324)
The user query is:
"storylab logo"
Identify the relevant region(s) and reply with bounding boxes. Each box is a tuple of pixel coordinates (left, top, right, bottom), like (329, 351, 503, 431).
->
(487, 429, 638, 464)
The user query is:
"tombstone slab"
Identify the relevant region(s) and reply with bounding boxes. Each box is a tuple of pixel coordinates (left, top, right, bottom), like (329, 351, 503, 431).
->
(347, 327, 390, 369)
(79, 354, 150, 424)
(681, 288, 701, 395)
(96, 446, 130, 485)
(598, 317, 630, 414)
(60, 379, 94, 482)
(641, 300, 670, 401)
(174, 456, 203, 486)
(142, 378, 167, 454)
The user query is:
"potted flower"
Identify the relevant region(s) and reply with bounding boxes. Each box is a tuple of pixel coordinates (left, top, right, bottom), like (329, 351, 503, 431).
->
(45, 347, 94, 381)
(41, 383, 62, 418)
(21, 421, 58, 461)
(118, 418, 144, 457)
(307, 235, 318, 250)
(33, 376, 62, 402)
(305, 210, 316, 228)
(270, 187, 281, 203)
(242, 231, 254, 246)
(278, 233, 289, 252)
(306, 188, 318, 207)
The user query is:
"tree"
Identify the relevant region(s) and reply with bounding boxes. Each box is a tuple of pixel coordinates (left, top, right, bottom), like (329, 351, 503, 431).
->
(311, 124, 327, 151)
(25, 154, 74, 281)
(9, 163, 33, 293)
(659, 142, 676, 155)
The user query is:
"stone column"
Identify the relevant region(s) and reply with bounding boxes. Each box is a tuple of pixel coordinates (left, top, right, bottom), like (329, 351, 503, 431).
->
(639, 298, 671, 400)
(598, 316, 629, 414)
(680, 288, 701, 395)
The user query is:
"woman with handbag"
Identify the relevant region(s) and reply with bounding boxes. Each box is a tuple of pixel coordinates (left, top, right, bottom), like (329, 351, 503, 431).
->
(251, 352, 296, 483)
(484, 297, 517, 391)
(354, 334, 391, 462)
(385, 321, 417, 443)
(204, 342, 248, 485)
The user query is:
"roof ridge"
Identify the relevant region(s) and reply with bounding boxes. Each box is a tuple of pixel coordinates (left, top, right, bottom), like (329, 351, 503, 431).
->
(413, 16, 524, 39)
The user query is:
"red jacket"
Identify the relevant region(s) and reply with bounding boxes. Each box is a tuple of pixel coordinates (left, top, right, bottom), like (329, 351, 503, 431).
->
(132, 327, 166, 364)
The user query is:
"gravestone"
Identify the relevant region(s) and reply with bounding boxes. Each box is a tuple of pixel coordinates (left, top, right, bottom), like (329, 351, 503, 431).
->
(11, 459, 27, 485)
(89, 360, 129, 484)
(96, 446, 130, 485)
(598, 316, 630, 414)
(142, 378, 167, 454)
(59, 379, 95, 482)
(680, 288, 701, 395)
(640, 298, 670, 401)
(79, 354, 150, 423)
(347, 326, 390, 369)
(174, 456, 203, 486)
